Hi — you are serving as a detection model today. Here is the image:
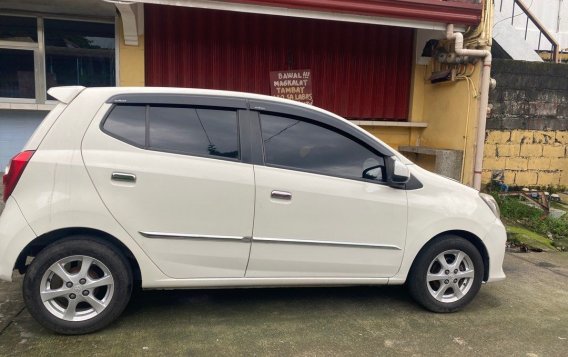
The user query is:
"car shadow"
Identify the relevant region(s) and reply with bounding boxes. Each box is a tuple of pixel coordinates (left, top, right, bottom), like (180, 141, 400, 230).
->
(121, 285, 418, 321)
(118, 283, 505, 325)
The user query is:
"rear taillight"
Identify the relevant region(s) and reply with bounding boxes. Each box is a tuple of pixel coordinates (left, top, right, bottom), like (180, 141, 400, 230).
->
(2, 150, 35, 202)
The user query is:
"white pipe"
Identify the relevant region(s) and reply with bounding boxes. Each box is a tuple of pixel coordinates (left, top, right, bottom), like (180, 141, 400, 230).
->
(446, 24, 492, 190)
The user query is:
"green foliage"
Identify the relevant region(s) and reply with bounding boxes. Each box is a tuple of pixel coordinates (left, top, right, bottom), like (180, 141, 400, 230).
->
(496, 196, 542, 221)
(494, 194, 568, 251)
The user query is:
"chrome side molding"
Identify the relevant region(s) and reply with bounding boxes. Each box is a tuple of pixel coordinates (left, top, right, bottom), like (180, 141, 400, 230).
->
(253, 237, 401, 250)
(139, 231, 251, 242)
(139, 232, 400, 250)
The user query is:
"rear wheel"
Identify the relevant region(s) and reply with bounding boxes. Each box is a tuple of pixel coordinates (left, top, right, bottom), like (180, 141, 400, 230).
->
(23, 237, 132, 334)
(408, 236, 484, 312)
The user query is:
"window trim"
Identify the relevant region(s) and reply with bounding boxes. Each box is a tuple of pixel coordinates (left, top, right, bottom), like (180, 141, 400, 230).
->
(100, 103, 245, 164)
(0, 12, 116, 104)
(257, 111, 389, 185)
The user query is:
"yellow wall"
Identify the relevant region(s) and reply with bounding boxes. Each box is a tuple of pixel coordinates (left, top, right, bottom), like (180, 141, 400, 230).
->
(409, 63, 482, 186)
(361, 61, 482, 183)
(423, 65, 481, 186)
(362, 126, 412, 150)
(483, 130, 568, 187)
(118, 25, 145, 87)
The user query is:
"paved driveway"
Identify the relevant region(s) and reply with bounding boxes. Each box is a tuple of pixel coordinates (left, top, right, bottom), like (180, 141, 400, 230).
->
(0, 251, 567, 356)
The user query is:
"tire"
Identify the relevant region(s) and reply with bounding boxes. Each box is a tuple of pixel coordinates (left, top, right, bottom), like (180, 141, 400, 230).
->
(23, 237, 133, 334)
(407, 235, 484, 313)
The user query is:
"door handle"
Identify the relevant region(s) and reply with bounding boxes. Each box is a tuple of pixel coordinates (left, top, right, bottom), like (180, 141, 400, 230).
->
(111, 172, 136, 183)
(271, 190, 292, 200)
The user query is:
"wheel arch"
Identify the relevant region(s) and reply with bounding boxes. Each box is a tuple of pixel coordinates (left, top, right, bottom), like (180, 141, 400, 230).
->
(14, 227, 142, 287)
(411, 230, 490, 282)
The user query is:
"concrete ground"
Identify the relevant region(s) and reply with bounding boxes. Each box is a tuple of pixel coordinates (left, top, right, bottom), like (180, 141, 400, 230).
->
(0, 252, 567, 356)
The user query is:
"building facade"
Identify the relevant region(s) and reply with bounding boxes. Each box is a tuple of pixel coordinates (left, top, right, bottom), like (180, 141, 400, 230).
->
(1, 0, 494, 188)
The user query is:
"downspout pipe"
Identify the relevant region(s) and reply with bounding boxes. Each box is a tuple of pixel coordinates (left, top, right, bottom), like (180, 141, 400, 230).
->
(446, 24, 492, 191)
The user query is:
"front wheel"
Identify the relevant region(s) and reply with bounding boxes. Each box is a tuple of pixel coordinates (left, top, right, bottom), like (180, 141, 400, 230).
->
(23, 237, 133, 334)
(407, 236, 484, 312)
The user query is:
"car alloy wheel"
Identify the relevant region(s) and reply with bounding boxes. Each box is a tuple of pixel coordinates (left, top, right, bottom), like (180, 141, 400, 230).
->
(407, 235, 484, 313)
(23, 237, 132, 334)
(40, 255, 115, 321)
(426, 250, 475, 303)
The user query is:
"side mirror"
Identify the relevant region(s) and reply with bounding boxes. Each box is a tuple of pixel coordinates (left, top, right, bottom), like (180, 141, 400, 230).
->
(389, 157, 410, 185)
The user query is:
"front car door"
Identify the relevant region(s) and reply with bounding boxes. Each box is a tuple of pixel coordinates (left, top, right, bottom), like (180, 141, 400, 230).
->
(246, 108, 408, 278)
(82, 95, 255, 279)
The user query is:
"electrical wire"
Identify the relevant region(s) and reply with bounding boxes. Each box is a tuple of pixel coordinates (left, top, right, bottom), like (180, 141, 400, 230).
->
(456, 75, 479, 182)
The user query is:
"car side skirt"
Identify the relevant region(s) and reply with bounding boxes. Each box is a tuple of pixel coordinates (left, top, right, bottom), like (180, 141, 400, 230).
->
(141, 277, 391, 289)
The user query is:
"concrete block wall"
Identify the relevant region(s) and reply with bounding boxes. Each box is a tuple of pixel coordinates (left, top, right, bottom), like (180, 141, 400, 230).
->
(483, 130, 568, 186)
(484, 60, 568, 188)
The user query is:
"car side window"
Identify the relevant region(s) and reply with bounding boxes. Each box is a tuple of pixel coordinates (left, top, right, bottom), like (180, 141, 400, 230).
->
(102, 105, 146, 146)
(260, 113, 385, 182)
(148, 106, 239, 159)
(103, 104, 240, 160)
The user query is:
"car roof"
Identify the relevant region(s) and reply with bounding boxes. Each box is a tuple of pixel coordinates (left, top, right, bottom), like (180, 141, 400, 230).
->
(87, 86, 344, 120)
(53, 86, 408, 162)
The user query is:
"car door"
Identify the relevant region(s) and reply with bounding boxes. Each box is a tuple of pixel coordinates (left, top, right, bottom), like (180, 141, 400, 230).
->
(82, 96, 255, 279)
(246, 111, 408, 278)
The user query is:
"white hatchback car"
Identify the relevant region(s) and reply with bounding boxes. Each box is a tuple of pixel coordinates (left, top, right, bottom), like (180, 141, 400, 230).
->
(0, 86, 506, 334)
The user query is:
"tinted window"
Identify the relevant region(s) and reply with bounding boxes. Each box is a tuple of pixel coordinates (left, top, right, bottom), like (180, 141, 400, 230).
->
(45, 19, 114, 49)
(149, 106, 239, 159)
(0, 16, 37, 42)
(103, 105, 146, 146)
(45, 19, 115, 92)
(261, 114, 385, 181)
(0, 49, 35, 98)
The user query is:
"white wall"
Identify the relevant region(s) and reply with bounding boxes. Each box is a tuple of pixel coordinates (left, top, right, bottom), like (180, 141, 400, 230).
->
(0, 110, 46, 168)
(495, 0, 568, 51)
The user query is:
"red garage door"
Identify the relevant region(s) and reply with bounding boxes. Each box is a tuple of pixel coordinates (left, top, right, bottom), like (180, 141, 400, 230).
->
(145, 4, 413, 120)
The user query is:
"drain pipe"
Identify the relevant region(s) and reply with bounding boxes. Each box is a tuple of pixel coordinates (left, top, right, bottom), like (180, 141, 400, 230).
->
(446, 24, 492, 190)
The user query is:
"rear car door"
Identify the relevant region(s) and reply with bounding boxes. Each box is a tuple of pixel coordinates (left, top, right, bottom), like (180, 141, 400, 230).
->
(82, 95, 255, 279)
(246, 109, 408, 278)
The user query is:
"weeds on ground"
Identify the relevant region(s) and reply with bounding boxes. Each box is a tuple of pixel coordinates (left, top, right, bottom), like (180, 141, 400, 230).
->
(493, 194, 568, 251)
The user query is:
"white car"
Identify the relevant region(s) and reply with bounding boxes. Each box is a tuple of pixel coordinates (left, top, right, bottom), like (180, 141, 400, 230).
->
(0, 86, 506, 334)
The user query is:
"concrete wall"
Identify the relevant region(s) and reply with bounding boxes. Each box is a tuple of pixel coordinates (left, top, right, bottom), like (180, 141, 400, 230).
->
(484, 59, 568, 187)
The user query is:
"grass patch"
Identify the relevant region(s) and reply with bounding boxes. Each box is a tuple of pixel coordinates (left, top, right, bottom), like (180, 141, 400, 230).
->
(506, 226, 555, 251)
(494, 194, 568, 251)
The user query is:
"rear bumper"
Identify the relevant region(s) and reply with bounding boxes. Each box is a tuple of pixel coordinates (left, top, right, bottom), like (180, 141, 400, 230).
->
(0, 197, 36, 282)
(483, 219, 507, 282)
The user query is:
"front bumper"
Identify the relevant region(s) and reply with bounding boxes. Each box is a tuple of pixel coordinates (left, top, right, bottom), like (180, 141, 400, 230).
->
(0, 197, 36, 282)
(483, 218, 507, 282)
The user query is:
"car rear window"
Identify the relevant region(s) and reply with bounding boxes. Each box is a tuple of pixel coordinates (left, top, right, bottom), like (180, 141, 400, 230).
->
(103, 104, 239, 160)
(148, 106, 239, 159)
(102, 105, 146, 146)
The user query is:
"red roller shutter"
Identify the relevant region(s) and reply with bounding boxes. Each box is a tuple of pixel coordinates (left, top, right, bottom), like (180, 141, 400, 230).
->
(145, 4, 413, 120)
